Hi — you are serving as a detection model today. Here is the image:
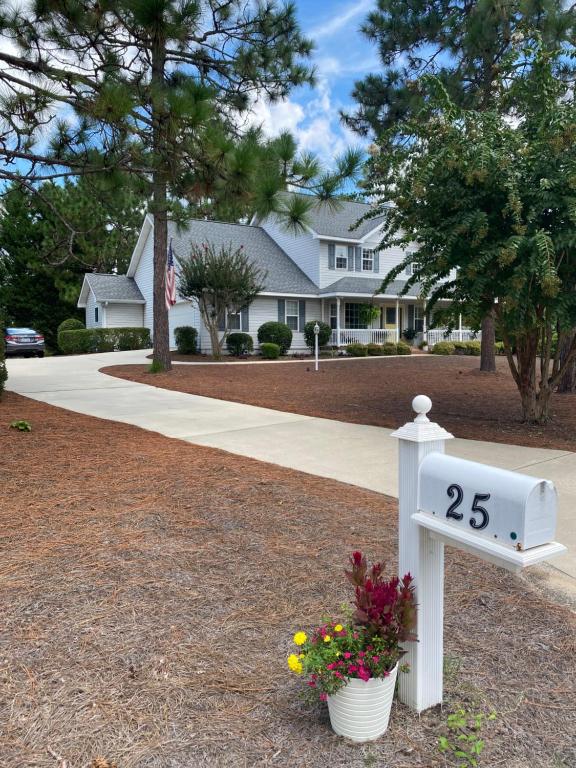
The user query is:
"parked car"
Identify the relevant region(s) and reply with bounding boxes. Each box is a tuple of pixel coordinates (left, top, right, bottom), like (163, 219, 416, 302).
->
(4, 327, 45, 357)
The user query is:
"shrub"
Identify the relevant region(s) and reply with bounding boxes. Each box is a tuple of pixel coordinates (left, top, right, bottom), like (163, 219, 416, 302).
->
(58, 327, 151, 354)
(465, 340, 481, 356)
(418, 340, 428, 350)
(453, 341, 469, 355)
(402, 328, 417, 342)
(260, 342, 280, 359)
(57, 317, 85, 334)
(347, 343, 368, 357)
(495, 341, 506, 355)
(226, 332, 253, 356)
(257, 321, 292, 355)
(174, 326, 198, 355)
(382, 342, 399, 355)
(432, 341, 456, 355)
(303, 320, 332, 351)
(0, 317, 6, 399)
(367, 343, 384, 356)
(396, 341, 412, 355)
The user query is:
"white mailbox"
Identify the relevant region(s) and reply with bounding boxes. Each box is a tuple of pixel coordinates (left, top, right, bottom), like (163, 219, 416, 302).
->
(418, 453, 557, 551)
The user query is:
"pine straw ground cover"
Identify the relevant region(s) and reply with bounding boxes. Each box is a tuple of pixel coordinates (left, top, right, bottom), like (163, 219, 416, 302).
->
(103, 355, 576, 452)
(0, 392, 574, 768)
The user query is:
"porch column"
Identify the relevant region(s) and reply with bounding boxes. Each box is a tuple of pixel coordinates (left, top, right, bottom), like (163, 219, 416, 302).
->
(422, 301, 428, 345)
(395, 299, 400, 342)
(336, 297, 341, 347)
(458, 313, 463, 342)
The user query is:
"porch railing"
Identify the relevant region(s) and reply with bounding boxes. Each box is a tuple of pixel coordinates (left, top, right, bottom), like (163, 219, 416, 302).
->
(330, 329, 398, 346)
(426, 329, 480, 346)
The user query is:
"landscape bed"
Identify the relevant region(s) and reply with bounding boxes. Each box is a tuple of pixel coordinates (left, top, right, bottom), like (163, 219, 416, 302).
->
(0, 392, 575, 767)
(104, 355, 576, 452)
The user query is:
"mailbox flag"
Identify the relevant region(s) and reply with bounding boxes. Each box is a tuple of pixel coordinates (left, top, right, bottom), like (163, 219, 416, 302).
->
(165, 239, 176, 311)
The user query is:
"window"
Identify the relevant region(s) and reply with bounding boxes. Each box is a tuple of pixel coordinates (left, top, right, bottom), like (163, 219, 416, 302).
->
(285, 299, 299, 331)
(385, 307, 396, 326)
(362, 249, 374, 271)
(335, 245, 348, 270)
(344, 303, 366, 329)
(329, 302, 338, 330)
(414, 305, 424, 333)
(228, 311, 241, 330)
(405, 262, 413, 276)
(94, 306, 99, 323)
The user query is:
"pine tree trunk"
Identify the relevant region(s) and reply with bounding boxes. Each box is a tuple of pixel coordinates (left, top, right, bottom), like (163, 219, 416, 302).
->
(150, 27, 171, 372)
(480, 309, 496, 372)
(557, 330, 576, 393)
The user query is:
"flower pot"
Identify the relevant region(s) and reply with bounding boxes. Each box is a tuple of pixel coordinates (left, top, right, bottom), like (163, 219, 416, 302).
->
(327, 664, 398, 742)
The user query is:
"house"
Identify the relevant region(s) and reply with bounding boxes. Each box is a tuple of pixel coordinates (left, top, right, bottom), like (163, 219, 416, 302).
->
(78, 197, 476, 351)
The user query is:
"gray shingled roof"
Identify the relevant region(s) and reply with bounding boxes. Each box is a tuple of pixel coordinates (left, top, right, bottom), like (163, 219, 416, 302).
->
(86, 274, 145, 302)
(320, 276, 421, 297)
(168, 219, 318, 295)
(282, 194, 387, 240)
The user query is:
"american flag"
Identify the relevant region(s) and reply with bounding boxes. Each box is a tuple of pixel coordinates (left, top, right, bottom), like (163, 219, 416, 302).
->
(165, 239, 176, 311)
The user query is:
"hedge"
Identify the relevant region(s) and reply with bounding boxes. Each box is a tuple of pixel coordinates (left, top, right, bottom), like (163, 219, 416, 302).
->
(432, 340, 486, 356)
(174, 326, 198, 355)
(431, 341, 456, 355)
(260, 342, 281, 359)
(226, 332, 253, 356)
(257, 321, 292, 355)
(303, 320, 332, 351)
(0, 316, 6, 399)
(58, 327, 151, 355)
(396, 341, 412, 355)
(346, 343, 368, 357)
(382, 342, 399, 355)
(57, 318, 85, 334)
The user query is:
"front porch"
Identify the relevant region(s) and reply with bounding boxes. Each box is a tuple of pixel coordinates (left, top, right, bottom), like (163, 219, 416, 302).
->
(321, 297, 479, 348)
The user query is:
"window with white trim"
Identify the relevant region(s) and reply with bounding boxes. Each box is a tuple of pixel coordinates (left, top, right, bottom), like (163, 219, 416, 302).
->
(95, 306, 99, 323)
(414, 305, 424, 333)
(335, 245, 348, 270)
(329, 302, 338, 330)
(285, 300, 299, 331)
(344, 303, 367, 329)
(385, 307, 396, 326)
(228, 311, 241, 330)
(362, 249, 374, 271)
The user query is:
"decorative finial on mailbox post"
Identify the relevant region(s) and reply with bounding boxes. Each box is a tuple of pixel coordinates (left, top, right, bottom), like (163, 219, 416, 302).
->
(412, 395, 432, 423)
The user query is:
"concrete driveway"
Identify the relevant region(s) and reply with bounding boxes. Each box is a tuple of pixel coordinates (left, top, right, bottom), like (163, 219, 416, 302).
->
(6, 350, 576, 588)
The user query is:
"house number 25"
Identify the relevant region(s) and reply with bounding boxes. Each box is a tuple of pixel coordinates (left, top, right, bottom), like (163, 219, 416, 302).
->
(446, 485, 490, 530)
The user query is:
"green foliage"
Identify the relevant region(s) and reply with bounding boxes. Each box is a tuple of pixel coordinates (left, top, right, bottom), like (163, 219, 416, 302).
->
(346, 0, 573, 138)
(178, 242, 265, 360)
(0, 316, 6, 398)
(358, 304, 380, 327)
(257, 322, 293, 355)
(226, 332, 253, 356)
(58, 328, 151, 355)
(260, 342, 280, 360)
(438, 708, 497, 767)
(10, 419, 31, 432)
(432, 342, 456, 356)
(382, 342, 399, 355)
(148, 360, 165, 374)
(346, 343, 368, 357)
(174, 326, 198, 355)
(303, 320, 332, 351)
(402, 328, 417, 342)
(367, 343, 384, 356)
(396, 341, 412, 355)
(58, 318, 85, 333)
(465, 341, 481, 356)
(495, 342, 506, 356)
(367, 45, 576, 422)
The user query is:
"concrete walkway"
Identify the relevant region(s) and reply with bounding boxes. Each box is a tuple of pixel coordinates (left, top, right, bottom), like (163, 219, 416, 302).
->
(6, 350, 575, 586)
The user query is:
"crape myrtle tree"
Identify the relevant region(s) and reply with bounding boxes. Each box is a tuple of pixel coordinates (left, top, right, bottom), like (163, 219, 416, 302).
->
(178, 241, 265, 360)
(365, 46, 576, 424)
(0, 0, 326, 371)
(344, 0, 575, 372)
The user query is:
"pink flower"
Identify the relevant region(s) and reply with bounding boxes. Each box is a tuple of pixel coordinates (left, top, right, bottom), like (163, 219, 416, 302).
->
(348, 665, 358, 674)
(307, 680, 316, 687)
(326, 663, 336, 670)
(358, 666, 371, 682)
(320, 693, 327, 702)
(334, 671, 343, 679)
(358, 651, 365, 658)
(372, 656, 380, 663)
(343, 652, 352, 660)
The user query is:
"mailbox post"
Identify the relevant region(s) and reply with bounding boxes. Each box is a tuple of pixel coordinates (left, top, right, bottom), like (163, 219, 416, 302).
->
(392, 396, 566, 713)
(313, 322, 320, 372)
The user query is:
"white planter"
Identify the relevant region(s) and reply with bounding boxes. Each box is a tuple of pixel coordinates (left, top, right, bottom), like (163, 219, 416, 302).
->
(327, 664, 398, 743)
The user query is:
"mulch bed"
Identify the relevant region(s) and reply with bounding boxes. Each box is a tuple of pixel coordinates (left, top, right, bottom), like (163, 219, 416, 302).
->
(1, 391, 575, 768)
(104, 356, 576, 452)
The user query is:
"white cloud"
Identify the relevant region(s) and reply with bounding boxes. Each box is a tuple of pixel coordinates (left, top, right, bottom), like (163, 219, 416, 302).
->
(309, 0, 374, 40)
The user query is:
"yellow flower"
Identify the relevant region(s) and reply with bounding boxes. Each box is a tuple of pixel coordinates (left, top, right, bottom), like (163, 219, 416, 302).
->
(287, 654, 303, 674)
(334, 624, 343, 632)
(293, 631, 307, 646)
(298, 653, 305, 659)
(323, 635, 332, 643)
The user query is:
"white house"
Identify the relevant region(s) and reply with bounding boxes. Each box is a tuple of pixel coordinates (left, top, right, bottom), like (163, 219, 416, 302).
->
(78, 196, 476, 351)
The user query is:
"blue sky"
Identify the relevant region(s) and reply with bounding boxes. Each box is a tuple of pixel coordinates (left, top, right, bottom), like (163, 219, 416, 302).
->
(251, 0, 379, 164)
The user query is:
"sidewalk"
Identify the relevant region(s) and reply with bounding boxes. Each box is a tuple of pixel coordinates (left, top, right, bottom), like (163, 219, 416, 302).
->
(6, 350, 575, 585)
